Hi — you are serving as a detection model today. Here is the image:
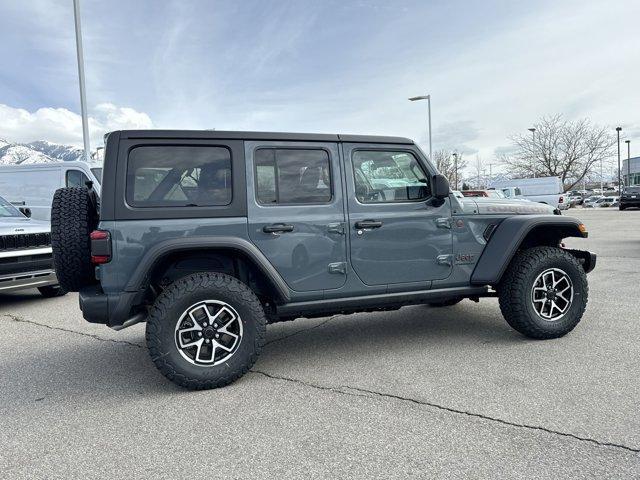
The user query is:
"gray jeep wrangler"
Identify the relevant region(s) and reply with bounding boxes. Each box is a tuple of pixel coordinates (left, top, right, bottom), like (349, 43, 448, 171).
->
(51, 130, 596, 389)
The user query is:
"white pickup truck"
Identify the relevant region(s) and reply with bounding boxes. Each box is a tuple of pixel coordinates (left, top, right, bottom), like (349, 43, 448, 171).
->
(490, 176, 569, 210)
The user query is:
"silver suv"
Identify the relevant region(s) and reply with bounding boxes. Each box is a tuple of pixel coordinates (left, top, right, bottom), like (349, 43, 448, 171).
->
(0, 194, 65, 297)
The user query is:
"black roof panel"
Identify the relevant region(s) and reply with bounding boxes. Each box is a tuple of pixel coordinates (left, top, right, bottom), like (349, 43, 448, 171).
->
(116, 130, 414, 145)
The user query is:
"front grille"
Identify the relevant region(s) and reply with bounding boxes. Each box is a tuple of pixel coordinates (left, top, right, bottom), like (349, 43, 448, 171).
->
(0, 233, 51, 251)
(0, 253, 53, 276)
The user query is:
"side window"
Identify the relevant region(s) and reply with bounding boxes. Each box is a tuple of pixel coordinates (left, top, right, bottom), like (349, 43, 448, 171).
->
(352, 150, 430, 203)
(255, 148, 331, 205)
(126, 146, 231, 207)
(66, 169, 90, 188)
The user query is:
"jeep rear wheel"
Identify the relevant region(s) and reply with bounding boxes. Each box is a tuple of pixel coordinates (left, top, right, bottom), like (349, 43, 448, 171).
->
(146, 272, 266, 390)
(498, 247, 588, 339)
(50, 187, 98, 292)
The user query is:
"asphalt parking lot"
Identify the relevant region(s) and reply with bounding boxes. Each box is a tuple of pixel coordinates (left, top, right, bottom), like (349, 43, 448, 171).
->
(1, 208, 639, 479)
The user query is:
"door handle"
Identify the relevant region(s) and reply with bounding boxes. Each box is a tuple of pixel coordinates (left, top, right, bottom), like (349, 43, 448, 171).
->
(355, 220, 383, 229)
(263, 223, 294, 234)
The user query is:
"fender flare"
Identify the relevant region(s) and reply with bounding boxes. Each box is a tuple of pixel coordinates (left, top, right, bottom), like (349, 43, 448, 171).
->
(123, 236, 291, 302)
(470, 215, 587, 286)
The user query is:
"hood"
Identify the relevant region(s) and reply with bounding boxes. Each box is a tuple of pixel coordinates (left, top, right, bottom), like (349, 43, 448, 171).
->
(465, 197, 558, 215)
(0, 216, 51, 234)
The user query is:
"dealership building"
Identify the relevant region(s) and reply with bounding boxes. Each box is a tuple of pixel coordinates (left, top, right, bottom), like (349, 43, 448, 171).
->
(622, 156, 640, 186)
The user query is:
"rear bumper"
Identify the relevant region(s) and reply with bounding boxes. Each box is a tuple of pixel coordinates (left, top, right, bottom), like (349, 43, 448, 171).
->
(79, 284, 145, 330)
(0, 269, 58, 292)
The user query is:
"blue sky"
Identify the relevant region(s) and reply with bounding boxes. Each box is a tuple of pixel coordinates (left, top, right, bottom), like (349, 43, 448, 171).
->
(0, 0, 639, 164)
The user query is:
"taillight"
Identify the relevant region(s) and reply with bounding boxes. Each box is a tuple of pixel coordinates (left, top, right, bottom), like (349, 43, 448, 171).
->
(90, 230, 111, 264)
(558, 196, 564, 203)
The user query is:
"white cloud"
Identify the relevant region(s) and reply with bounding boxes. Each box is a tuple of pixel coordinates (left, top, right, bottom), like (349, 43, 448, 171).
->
(0, 103, 153, 147)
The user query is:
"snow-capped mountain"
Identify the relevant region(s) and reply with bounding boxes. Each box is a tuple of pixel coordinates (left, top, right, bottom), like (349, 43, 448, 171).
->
(27, 140, 84, 162)
(0, 139, 85, 165)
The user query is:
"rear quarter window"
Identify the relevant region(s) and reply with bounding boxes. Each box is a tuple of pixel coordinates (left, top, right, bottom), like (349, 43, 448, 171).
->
(126, 146, 232, 207)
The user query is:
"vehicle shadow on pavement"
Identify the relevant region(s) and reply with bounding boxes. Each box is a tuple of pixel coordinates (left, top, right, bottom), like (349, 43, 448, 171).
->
(0, 291, 46, 307)
(264, 303, 521, 355)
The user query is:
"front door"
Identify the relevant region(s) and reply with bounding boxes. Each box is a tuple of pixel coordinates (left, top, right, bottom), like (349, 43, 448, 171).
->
(343, 143, 453, 286)
(246, 141, 347, 292)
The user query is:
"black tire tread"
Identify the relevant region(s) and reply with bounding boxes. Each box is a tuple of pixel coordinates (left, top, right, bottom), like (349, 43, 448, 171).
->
(146, 272, 266, 390)
(498, 246, 588, 339)
(50, 187, 97, 292)
(37, 285, 67, 298)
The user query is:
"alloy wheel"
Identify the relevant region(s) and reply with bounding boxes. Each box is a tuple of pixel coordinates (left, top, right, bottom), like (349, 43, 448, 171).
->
(175, 300, 243, 366)
(531, 268, 574, 321)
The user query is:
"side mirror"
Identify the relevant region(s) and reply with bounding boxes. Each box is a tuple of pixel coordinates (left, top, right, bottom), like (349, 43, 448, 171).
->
(19, 207, 32, 218)
(432, 174, 450, 199)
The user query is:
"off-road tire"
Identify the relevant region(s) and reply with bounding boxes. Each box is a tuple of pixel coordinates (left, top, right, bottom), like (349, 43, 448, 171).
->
(50, 187, 98, 292)
(498, 246, 588, 339)
(427, 298, 463, 307)
(37, 285, 67, 298)
(146, 272, 266, 390)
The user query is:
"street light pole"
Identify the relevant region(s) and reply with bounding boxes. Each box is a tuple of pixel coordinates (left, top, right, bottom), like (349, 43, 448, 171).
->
(616, 127, 622, 189)
(528, 127, 536, 178)
(452, 152, 458, 190)
(408, 95, 432, 161)
(625, 140, 631, 187)
(73, 0, 90, 162)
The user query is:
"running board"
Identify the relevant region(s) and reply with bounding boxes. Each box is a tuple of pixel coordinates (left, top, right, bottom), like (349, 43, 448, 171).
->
(275, 286, 489, 318)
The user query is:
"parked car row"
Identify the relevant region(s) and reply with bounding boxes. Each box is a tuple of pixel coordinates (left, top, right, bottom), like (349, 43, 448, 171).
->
(0, 194, 65, 297)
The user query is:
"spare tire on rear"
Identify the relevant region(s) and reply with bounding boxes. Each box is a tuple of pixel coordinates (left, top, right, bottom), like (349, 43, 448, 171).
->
(51, 187, 99, 292)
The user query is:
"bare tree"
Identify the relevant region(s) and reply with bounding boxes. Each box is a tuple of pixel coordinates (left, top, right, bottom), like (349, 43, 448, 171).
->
(469, 154, 484, 188)
(499, 115, 617, 191)
(432, 149, 468, 189)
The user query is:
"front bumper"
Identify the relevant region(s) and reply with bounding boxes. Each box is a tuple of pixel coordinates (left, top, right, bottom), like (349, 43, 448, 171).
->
(565, 249, 597, 273)
(0, 269, 58, 292)
(0, 247, 58, 292)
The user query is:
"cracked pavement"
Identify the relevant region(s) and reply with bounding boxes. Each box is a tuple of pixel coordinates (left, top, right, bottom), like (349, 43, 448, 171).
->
(1, 209, 639, 479)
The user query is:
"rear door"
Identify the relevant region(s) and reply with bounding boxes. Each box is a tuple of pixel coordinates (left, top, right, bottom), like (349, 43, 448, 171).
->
(343, 143, 453, 286)
(246, 141, 347, 292)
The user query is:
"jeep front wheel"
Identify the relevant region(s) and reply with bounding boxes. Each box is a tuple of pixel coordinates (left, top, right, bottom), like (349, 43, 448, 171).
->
(498, 247, 588, 339)
(146, 272, 266, 389)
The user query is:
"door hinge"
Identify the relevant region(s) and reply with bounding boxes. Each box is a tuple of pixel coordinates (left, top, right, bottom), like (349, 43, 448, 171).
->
(436, 254, 453, 266)
(435, 217, 452, 229)
(327, 222, 345, 235)
(328, 262, 347, 274)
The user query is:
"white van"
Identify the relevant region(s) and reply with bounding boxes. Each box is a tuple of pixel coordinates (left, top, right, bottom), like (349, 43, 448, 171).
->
(0, 161, 102, 221)
(490, 176, 567, 209)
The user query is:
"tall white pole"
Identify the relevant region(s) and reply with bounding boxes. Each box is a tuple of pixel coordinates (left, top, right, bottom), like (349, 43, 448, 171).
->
(409, 95, 432, 161)
(427, 95, 432, 162)
(73, 0, 91, 161)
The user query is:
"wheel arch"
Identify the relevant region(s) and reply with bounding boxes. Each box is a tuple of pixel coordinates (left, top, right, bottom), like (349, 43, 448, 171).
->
(471, 215, 588, 286)
(125, 237, 291, 304)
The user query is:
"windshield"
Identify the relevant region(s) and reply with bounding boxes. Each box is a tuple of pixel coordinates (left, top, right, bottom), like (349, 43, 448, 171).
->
(91, 167, 103, 184)
(624, 186, 640, 194)
(0, 195, 23, 218)
(487, 190, 505, 198)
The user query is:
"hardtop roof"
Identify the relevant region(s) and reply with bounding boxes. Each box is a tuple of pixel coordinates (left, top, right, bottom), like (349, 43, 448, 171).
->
(115, 130, 414, 145)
